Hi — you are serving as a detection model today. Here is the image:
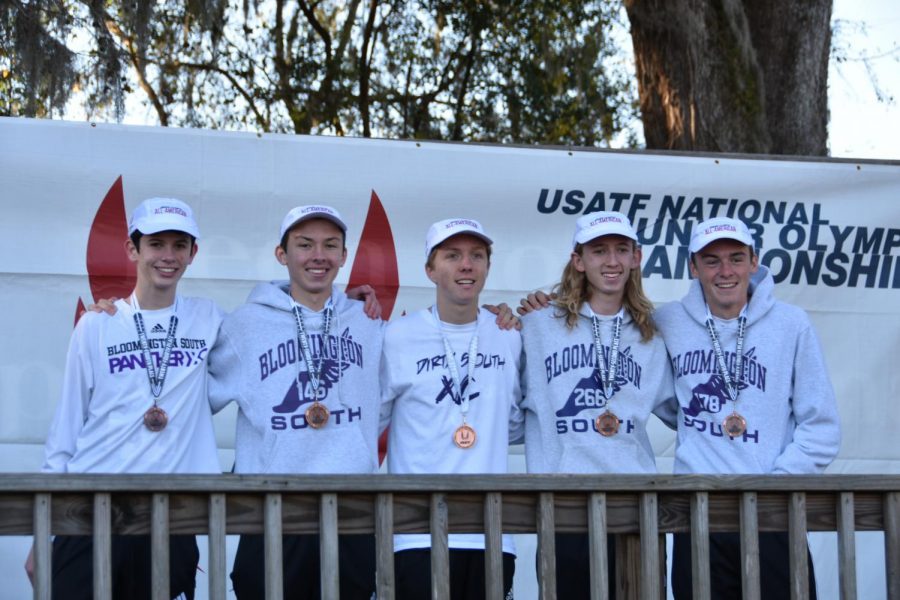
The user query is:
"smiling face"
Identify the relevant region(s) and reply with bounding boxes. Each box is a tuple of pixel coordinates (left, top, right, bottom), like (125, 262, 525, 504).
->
(275, 218, 347, 309)
(426, 234, 490, 323)
(690, 238, 759, 319)
(127, 230, 197, 308)
(572, 234, 641, 314)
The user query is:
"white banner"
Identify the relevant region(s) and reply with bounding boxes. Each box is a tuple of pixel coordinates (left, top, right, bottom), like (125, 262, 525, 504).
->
(1, 117, 899, 598)
(2, 117, 899, 473)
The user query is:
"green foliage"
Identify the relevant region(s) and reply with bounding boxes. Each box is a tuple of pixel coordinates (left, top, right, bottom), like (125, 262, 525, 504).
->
(1, 0, 77, 117)
(2, 0, 639, 146)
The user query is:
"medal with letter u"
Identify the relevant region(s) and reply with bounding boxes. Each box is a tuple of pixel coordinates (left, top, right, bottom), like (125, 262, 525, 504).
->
(433, 306, 479, 449)
(453, 421, 477, 449)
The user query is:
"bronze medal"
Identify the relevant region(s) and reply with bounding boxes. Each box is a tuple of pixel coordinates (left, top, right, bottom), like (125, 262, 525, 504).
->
(133, 305, 178, 433)
(453, 424, 477, 449)
(143, 405, 168, 432)
(706, 314, 749, 440)
(723, 412, 747, 438)
(305, 402, 330, 429)
(595, 410, 620, 437)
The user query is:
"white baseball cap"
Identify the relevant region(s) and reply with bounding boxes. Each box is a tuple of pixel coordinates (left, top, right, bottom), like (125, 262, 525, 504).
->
(128, 198, 200, 239)
(425, 218, 493, 258)
(689, 217, 755, 253)
(572, 211, 637, 249)
(280, 205, 348, 240)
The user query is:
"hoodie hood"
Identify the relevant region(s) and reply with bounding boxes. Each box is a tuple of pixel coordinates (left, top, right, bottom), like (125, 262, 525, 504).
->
(544, 301, 636, 329)
(576, 301, 634, 325)
(680, 265, 776, 326)
(247, 280, 354, 317)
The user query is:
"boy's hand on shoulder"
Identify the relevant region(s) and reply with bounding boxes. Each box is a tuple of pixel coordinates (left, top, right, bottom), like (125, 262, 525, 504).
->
(346, 285, 381, 320)
(482, 303, 521, 331)
(517, 290, 554, 315)
(86, 297, 119, 316)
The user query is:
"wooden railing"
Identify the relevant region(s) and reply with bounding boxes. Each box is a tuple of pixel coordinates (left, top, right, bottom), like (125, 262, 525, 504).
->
(6, 474, 900, 600)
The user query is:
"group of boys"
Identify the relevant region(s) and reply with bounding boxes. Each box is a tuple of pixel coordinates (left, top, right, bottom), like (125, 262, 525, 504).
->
(34, 196, 839, 600)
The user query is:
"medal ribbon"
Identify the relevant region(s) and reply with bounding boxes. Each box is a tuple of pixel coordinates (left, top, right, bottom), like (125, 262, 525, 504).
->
(292, 301, 334, 401)
(589, 311, 622, 401)
(132, 294, 179, 400)
(705, 308, 748, 405)
(432, 305, 479, 420)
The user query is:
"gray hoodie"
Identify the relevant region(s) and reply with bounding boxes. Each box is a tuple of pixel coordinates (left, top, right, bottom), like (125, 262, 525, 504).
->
(208, 281, 385, 474)
(519, 304, 676, 474)
(655, 265, 840, 475)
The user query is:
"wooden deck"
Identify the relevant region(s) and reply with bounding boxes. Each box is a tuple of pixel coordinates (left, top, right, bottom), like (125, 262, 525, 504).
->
(7, 473, 900, 600)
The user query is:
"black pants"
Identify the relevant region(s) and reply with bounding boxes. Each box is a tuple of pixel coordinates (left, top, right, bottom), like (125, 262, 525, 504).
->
(550, 533, 617, 599)
(231, 534, 376, 600)
(50, 534, 198, 600)
(672, 532, 817, 600)
(394, 548, 516, 600)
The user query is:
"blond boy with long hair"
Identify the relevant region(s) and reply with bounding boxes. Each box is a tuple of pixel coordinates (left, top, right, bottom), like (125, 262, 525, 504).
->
(515, 211, 676, 599)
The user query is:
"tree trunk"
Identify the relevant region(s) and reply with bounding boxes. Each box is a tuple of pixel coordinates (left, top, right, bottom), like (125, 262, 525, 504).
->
(624, 0, 831, 156)
(743, 0, 831, 155)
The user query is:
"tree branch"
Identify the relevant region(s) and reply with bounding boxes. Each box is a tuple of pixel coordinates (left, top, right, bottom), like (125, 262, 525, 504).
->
(359, 0, 379, 137)
(103, 17, 169, 126)
(451, 23, 483, 140)
(297, 0, 331, 56)
(176, 60, 270, 131)
(272, 0, 304, 132)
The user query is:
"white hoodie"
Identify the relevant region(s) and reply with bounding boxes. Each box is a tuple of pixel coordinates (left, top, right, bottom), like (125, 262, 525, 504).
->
(209, 282, 385, 474)
(655, 266, 840, 475)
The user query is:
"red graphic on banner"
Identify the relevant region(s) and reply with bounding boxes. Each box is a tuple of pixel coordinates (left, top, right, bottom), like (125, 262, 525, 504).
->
(76, 177, 135, 326)
(74, 298, 87, 327)
(346, 190, 400, 320)
(87, 177, 136, 301)
(345, 190, 399, 465)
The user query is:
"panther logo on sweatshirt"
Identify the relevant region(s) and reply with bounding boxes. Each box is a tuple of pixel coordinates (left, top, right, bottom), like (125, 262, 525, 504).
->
(271, 359, 352, 413)
(555, 368, 629, 417)
(683, 374, 749, 417)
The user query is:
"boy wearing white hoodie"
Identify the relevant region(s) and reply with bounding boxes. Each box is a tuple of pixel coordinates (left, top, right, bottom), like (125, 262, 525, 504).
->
(517, 212, 676, 599)
(654, 217, 840, 600)
(208, 205, 384, 600)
